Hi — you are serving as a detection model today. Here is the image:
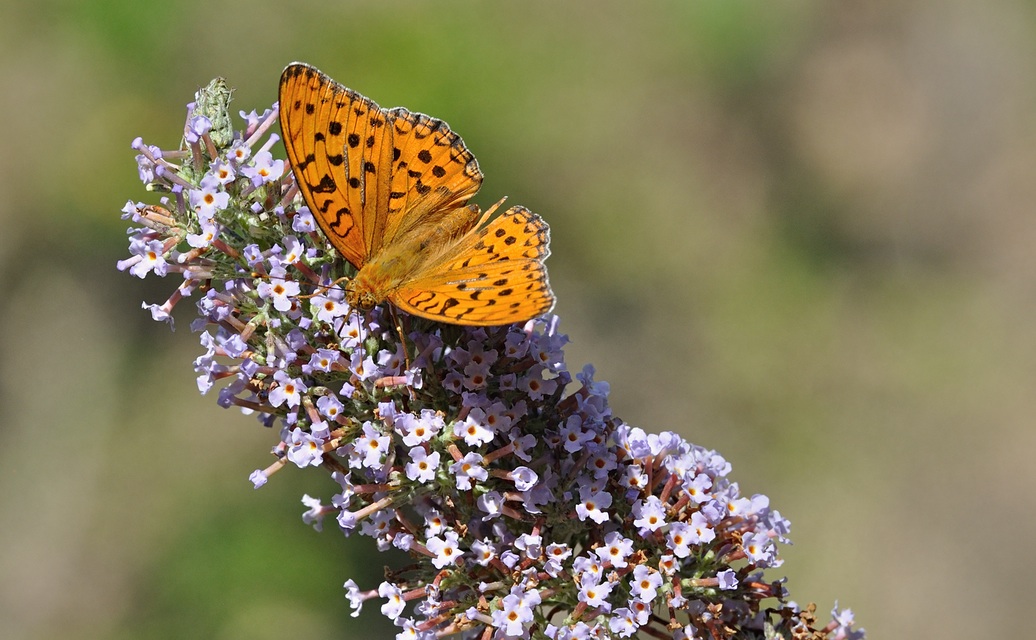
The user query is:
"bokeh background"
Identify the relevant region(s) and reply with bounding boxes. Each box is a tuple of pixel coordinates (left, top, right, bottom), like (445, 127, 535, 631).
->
(3, 0, 1035, 638)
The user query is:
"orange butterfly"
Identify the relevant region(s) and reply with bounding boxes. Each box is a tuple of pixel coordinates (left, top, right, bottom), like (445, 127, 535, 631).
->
(278, 63, 554, 326)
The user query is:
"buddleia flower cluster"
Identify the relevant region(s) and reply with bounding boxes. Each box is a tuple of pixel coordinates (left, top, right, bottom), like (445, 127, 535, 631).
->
(117, 77, 865, 640)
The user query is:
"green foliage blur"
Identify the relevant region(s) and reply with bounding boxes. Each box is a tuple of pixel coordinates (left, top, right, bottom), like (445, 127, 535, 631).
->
(3, 1, 1036, 638)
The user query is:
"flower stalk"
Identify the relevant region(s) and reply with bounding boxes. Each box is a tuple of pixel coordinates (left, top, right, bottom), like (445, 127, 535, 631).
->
(118, 76, 864, 640)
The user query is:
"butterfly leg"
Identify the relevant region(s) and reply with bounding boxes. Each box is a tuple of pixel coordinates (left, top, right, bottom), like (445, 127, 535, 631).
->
(386, 305, 417, 401)
(298, 275, 352, 299)
(388, 305, 413, 372)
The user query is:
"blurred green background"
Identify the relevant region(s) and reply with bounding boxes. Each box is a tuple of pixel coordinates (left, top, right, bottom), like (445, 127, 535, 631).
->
(3, 0, 1034, 638)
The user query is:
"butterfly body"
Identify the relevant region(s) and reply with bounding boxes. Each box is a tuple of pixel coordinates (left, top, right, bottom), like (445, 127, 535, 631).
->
(345, 203, 483, 311)
(279, 63, 554, 326)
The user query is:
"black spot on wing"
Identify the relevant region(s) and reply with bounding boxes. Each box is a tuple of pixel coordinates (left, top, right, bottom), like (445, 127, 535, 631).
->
(312, 175, 337, 193)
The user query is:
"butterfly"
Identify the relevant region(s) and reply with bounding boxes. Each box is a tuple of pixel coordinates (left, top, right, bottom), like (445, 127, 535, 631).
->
(278, 62, 554, 326)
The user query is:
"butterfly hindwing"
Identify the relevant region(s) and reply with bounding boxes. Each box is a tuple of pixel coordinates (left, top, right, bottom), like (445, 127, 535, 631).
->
(391, 206, 554, 325)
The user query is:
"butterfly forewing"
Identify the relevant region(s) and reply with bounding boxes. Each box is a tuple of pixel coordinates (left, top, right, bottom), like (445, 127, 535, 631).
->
(341, 85, 395, 256)
(279, 64, 371, 268)
(280, 63, 485, 265)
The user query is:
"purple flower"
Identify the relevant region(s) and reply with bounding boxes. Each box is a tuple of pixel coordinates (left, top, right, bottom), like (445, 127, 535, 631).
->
(268, 370, 306, 408)
(596, 532, 634, 569)
(632, 495, 667, 533)
(241, 149, 285, 186)
(830, 602, 865, 639)
(131, 137, 163, 183)
(519, 365, 557, 401)
(378, 581, 406, 620)
(575, 481, 612, 524)
(184, 114, 212, 143)
(311, 290, 348, 323)
(249, 469, 268, 488)
(287, 427, 324, 468)
(349, 349, 379, 382)
(686, 473, 713, 504)
(241, 244, 263, 267)
(209, 159, 235, 185)
(450, 452, 487, 490)
(280, 235, 304, 265)
(514, 532, 542, 559)
(257, 267, 300, 312)
(510, 466, 538, 492)
(481, 492, 513, 523)
(717, 569, 739, 591)
(608, 608, 639, 638)
(188, 175, 229, 221)
(471, 538, 496, 566)
(688, 510, 716, 544)
(577, 573, 614, 610)
(301, 494, 326, 531)
(119, 236, 168, 278)
(490, 585, 540, 637)
(316, 394, 344, 421)
(352, 422, 390, 470)
(425, 529, 461, 569)
(405, 448, 439, 483)
(186, 218, 219, 248)
(292, 206, 317, 233)
(454, 408, 495, 447)
(743, 531, 776, 566)
(226, 141, 251, 165)
(629, 564, 663, 603)
(239, 107, 273, 134)
(304, 348, 342, 374)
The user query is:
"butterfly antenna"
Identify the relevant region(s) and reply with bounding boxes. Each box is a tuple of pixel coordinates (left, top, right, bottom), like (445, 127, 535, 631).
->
(476, 196, 508, 228)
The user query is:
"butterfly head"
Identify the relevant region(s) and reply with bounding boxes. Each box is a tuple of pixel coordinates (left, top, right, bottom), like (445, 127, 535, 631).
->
(344, 278, 379, 311)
